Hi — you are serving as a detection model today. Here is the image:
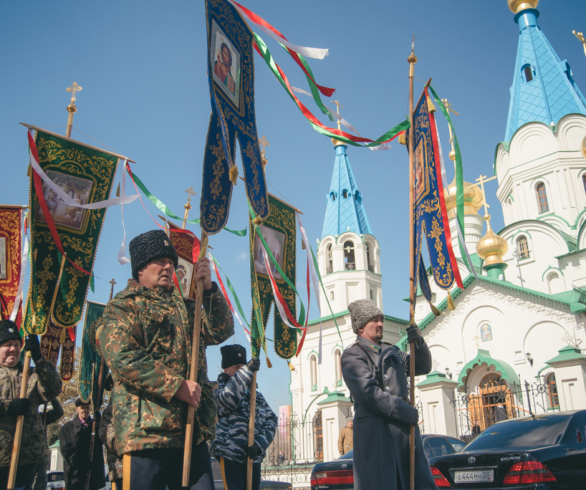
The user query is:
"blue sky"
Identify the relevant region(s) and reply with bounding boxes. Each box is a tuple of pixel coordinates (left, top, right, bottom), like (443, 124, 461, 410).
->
(2, 0, 586, 411)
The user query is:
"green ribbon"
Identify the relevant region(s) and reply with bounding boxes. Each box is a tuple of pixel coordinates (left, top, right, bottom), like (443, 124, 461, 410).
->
(128, 168, 246, 237)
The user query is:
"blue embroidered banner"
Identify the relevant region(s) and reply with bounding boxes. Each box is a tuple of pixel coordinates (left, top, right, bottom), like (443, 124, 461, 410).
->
(201, 0, 269, 235)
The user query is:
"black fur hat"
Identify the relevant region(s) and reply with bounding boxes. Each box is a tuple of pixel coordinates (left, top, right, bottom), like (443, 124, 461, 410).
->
(221, 344, 247, 369)
(0, 319, 21, 346)
(129, 229, 178, 280)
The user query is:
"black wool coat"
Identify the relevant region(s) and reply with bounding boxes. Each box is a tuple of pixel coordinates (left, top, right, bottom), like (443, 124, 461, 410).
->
(341, 335, 437, 490)
(59, 416, 105, 490)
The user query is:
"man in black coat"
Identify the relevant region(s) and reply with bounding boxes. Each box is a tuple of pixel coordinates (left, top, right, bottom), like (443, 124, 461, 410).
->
(341, 299, 437, 490)
(59, 398, 105, 490)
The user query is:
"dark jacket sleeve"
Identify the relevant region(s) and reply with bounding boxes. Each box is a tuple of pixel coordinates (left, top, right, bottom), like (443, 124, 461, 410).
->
(341, 347, 418, 425)
(45, 398, 64, 425)
(32, 359, 62, 404)
(402, 342, 433, 377)
(59, 422, 79, 466)
(215, 366, 253, 417)
(255, 393, 277, 451)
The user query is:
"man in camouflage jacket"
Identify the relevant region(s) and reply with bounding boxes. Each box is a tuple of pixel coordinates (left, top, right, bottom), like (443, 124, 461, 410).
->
(212, 345, 277, 490)
(0, 319, 62, 490)
(98, 393, 122, 490)
(99, 229, 234, 490)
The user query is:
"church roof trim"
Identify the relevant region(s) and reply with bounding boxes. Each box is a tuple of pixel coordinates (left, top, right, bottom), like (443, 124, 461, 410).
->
(416, 370, 459, 388)
(457, 349, 521, 390)
(497, 219, 575, 254)
(317, 391, 353, 405)
(546, 344, 586, 364)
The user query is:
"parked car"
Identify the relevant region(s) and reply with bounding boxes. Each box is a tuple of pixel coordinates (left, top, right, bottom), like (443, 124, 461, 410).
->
(46, 470, 65, 489)
(310, 434, 465, 489)
(429, 410, 586, 489)
(210, 458, 292, 490)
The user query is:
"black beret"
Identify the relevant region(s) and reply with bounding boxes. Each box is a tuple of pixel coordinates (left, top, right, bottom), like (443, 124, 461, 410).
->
(0, 320, 21, 346)
(129, 229, 179, 280)
(221, 344, 247, 369)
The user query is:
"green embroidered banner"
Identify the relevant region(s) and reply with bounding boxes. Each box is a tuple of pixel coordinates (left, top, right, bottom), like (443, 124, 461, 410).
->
(249, 194, 298, 359)
(78, 301, 105, 404)
(24, 130, 118, 334)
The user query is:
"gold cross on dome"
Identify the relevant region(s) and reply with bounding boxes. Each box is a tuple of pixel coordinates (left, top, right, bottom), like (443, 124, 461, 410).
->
(573, 30, 586, 58)
(331, 100, 345, 130)
(185, 187, 197, 203)
(475, 174, 498, 218)
(109, 278, 116, 287)
(441, 98, 460, 117)
(66, 82, 82, 103)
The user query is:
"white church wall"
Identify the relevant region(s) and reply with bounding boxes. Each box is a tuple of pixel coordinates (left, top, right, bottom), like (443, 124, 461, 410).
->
(523, 321, 569, 374)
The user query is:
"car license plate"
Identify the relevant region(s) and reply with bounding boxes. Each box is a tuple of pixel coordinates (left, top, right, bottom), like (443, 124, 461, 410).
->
(454, 469, 494, 483)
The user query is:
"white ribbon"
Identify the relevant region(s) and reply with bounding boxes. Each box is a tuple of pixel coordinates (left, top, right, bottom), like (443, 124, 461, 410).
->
(227, 0, 329, 60)
(28, 130, 139, 209)
(10, 219, 29, 322)
(117, 160, 131, 265)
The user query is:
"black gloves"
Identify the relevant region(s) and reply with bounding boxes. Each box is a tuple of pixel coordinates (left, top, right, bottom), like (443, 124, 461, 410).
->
(245, 443, 263, 458)
(406, 325, 423, 347)
(247, 358, 261, 372)
(24, 335, 42, 362)
(7, 398, 30, 416)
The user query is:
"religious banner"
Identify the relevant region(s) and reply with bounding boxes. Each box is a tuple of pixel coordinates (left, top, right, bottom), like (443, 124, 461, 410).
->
(201, 0, 269, 235)
(24, 129, 118, 335)
(79, 301, 105, 403)
(0, 206, 23, 327)
(39, 318, 77, 382)
(167, 221, 201, 300)
(249, 194, 297, 359)
(411, 88, 463, 297)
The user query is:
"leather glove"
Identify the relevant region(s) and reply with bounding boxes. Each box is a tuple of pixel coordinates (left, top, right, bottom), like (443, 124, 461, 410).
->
(411, 406, 419, 426)
(247, 358, 261, 372)
(7, 398, 31, 416)
(245, 443, 263, 458)
(24, 335, 42, 362)
(406, 325, 423, 346)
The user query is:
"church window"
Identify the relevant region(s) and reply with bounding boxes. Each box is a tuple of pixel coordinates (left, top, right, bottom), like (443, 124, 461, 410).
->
(582, 174, 586, 195)
(547, 272, 562, 294)
(366, 243, 374, 272)
(523, 64, 534, 82)
(343, 241, 356, 270)
(334, 349, 342, 387)
(536, 183, 549, 213)
(330, 290, 335, 301)
(545, 373, 559, 409)
(326, 244, 333, 274)
(330, 191, 336, 201)
(517, 236, 530, 259)
(342, 189, 348, 199)
(310, 355, 318, 391)
(370, 289, 374, 300)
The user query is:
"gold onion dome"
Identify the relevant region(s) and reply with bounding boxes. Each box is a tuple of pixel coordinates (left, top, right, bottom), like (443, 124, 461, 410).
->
(476, 215, 508, 266)
(444, 177, 483, 218)
(508, 0, 539, 14)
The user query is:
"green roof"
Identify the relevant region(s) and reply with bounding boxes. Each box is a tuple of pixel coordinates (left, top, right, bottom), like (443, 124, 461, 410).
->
(546, 345, 586, 364)
(317, 391, 352, 405)
(49, 440, 60, 448)
(416, 370, 458, 388)
(307, 309, 408, 327)
(457, 349, 520, 391)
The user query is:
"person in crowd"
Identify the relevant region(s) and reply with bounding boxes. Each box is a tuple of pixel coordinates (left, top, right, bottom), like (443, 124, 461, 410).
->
(59, 398, 105, 490)
(31, 398, 64, 490)
(341, 299, 435, 490)
(0, 319, 62, 490)
(99, 229, 234, 490)
(99, 375, 123, 490)
(212, 345, 277, 490)
(338, 417, 353, 456)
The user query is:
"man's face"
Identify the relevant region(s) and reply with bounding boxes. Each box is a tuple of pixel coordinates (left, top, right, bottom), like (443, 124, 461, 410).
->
(358, 316, 384, 343)
(347, 420, 353, 429)
(223, 364, 244, 377)
(138, 258, 175, 290)
(0, 340, 21, 368)
(76, 404, 91, 421)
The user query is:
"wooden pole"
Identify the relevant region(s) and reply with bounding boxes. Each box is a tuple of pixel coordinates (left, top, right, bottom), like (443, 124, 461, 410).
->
(407, 37, 418, 490)
(7, 351, 32, 490)
(182, 232, 208, 487)
(246, 370, 258, 490)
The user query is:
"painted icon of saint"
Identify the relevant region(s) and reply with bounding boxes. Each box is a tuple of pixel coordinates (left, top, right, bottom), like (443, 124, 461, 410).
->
(214, 42, 236, 95)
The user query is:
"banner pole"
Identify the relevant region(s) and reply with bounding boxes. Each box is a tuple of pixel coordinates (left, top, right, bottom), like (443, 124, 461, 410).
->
(246, 370, 258, 490)
(182, 231, 208, 487)
(407, 36, 418, 490)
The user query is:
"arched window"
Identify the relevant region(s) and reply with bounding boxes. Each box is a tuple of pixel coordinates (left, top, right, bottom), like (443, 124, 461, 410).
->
(310, 355, 317, 391)
(545, 373, 559, 409)
(366, 244, 374, 272)
(536, 183, 549, 213)
(547, 272, 562, 294)
(330, 191, 336, 201)
(523, 65, 534, 82)
(582, 174, 586, 195)
(517, 235, 530, 260)
(342, 189, 348, 199)
(326, 244, 333, 274)
(343, 241, 355, 270)
(334, 349, 342, 386)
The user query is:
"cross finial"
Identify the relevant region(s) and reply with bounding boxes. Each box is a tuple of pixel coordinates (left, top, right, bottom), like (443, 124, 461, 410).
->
(475, 174, 498, 219)
(66, 82, 83, 104)
(109, 278, 116, 287)
(330, 100, 345, 130)
(109, 278, 116, 301)
(573, 30, 586, 58)
(472, 335, 481, 348)
(185, 187, 197, 203)
(259, 135, 270, 166)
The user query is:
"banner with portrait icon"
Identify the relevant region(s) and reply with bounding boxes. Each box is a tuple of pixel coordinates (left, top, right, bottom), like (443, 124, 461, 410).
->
(249, 194, 297, 360)
(201, 0, 269, 235)
(167, 221, 201, 300)
(0, 206, 23, 327)
(24, 130, 118, 335)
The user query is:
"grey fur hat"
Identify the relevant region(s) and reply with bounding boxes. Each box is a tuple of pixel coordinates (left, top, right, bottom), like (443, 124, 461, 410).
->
(129, 229, 178, 280)
(348, 299, 383, 334)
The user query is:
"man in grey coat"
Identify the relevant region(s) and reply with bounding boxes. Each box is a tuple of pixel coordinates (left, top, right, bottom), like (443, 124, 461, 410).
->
(341, 299, 437, 490)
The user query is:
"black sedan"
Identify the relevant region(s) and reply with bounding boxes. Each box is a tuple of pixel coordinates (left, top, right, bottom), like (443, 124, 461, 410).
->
(310, 434, 465, 489)
(429, 410, 586, 489)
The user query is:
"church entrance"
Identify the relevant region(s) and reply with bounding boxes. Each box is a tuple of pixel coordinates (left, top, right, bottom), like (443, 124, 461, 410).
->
(468, 374, 515, 431)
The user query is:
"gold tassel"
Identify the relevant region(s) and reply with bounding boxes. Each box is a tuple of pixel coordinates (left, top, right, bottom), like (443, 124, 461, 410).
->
(288, 360, 295, 371)
(447, 291, 456, 311)
(399, 133, 407, 145)
(427, 97, 437, 113)
(266, 355, 272, 369)
(301, 240, 306, 250)
(115, 183, 120, 197)
(429, 302, 441, 317)
(229, 166, 239, 185)
(253, 216, 263, 226)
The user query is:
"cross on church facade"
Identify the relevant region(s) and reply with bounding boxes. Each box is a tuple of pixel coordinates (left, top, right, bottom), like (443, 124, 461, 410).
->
(472, 335, 481, 348)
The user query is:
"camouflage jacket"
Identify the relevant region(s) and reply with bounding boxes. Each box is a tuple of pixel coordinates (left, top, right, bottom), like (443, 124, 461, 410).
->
(99, 279, 234, 455)
(99, 397, 122, 481)
(0, 358, 62, 467)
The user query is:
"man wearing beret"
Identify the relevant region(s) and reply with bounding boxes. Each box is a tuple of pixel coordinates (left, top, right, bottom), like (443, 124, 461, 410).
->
(212, 345, 277, 490)
(99, 229, 234, 490)
(341, 299, 436, 490)
(0, 319, 62, 490)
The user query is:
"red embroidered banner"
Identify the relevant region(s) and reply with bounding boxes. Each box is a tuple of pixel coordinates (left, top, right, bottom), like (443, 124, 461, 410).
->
(167, 221, 201, 300)
(0, 207, 22, 327)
